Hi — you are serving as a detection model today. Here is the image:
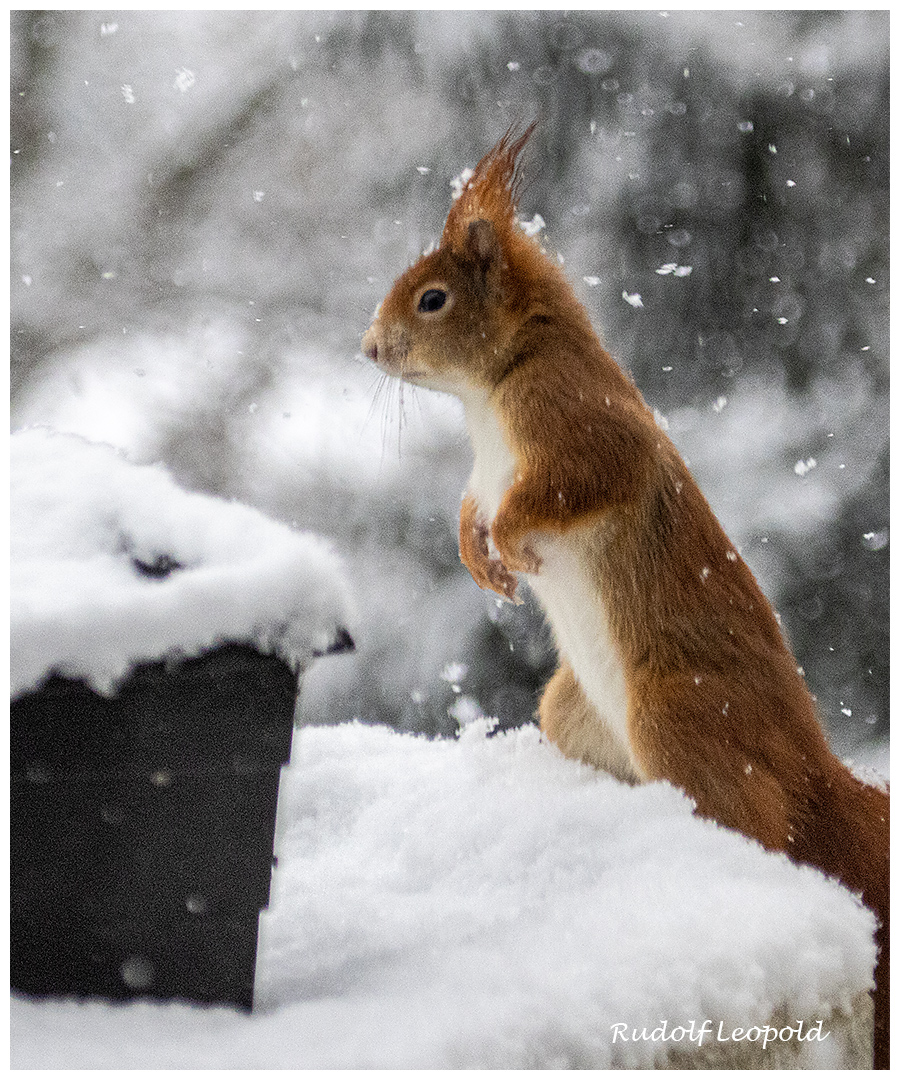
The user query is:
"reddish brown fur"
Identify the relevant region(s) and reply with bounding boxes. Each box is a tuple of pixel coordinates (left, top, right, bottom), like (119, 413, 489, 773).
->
(362, 125, 889, 1067)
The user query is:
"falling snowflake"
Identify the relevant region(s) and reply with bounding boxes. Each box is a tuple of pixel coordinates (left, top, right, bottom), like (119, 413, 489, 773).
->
(656, 263, 693, 277)
(519, 213, 545, 237)
(174, 68, 196, 93)
(440, 661, 468, 686)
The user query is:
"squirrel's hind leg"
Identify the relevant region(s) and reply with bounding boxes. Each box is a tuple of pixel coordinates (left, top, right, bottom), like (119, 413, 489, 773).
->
(539, 662, 641, 784)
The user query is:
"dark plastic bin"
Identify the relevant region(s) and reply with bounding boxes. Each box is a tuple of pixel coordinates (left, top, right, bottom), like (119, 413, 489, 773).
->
(10, 642, 303, 1011)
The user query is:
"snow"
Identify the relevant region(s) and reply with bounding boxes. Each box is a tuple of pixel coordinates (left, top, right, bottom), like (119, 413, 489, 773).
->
(666, 364, 887, 555)
(12, 325, 490, 738)
(12, 320, 886, 749)
(11, 426, 355, 697)
(8, 15, 887, 1065)
(11, 721, 876, 1069)
(10, 10, 888, 751)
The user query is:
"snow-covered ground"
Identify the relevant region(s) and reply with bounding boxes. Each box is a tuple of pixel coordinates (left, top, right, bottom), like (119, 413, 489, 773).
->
(10, 421, 883, 1068)
(12, 721, 877, 1069)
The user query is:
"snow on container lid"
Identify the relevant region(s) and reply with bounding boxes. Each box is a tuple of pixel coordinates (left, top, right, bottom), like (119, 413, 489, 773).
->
(11, 426, 356, 698)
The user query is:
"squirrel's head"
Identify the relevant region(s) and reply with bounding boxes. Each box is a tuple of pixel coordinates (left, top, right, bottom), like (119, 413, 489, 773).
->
(362, 122, 548, 396)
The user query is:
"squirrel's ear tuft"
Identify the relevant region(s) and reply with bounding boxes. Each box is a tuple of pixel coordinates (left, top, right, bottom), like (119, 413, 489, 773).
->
(441, 121, 537, 258)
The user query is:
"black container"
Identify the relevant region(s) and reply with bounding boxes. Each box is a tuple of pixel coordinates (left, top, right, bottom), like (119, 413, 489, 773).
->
(11, 642, 302, 1011)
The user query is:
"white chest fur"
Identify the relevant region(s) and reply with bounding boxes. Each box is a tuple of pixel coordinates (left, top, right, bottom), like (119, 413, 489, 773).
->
(460, 390, 635, 766)
(528, 540, 633, 760)
(461, 388, 518, 522)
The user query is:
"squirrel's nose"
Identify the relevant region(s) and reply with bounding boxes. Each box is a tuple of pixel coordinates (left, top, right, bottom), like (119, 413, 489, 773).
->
(361, 326, 378, 362)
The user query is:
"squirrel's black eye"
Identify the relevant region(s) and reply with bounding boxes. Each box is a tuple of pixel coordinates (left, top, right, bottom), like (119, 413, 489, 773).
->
(418, 288, 447, 313)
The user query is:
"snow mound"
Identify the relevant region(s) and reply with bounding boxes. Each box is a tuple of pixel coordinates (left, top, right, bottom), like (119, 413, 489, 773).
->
(12, 722, 876, 1069)
(11, 426, 355, 696)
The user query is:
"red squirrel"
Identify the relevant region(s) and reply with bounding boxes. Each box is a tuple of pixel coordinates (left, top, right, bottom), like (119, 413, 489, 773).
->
(361, 124, 889, 1068)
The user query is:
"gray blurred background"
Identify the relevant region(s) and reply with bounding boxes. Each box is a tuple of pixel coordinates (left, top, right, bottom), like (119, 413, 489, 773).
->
(11, 10, 888, 760)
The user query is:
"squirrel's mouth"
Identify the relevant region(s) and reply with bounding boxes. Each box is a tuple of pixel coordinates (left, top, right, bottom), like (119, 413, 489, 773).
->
(369, 353, 427, 383)
(361, 324, 416, 378)
(366, 350, 428, 384)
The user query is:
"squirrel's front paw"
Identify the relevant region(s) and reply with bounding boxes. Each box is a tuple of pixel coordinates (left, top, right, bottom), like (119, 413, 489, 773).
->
(481, 557, 523, 605)
(459, 511, 522, 603)
(498, 540, 542, 577)
(490, 510, 542, 578)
